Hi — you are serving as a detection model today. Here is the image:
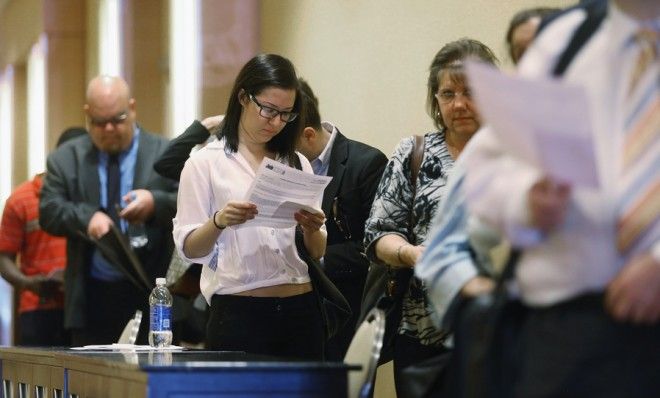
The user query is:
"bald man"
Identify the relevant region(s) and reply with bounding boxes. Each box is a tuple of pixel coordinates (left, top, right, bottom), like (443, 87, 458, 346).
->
(40, 76, 178, 345)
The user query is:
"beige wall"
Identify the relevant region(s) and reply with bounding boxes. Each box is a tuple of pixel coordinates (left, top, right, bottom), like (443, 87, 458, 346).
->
(261, 0, 576, 156)
(0, 0, 42, 69)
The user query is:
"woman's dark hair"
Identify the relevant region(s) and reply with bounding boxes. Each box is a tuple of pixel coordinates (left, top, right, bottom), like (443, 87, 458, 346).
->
(427, 38, 498, 130)
(506, 7, 560, 61)
(219, 53, 303, 165)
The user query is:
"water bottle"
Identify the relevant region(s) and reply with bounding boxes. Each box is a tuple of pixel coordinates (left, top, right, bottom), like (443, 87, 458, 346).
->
(149, 278, 173, 347)
(128, 222, 148, 248)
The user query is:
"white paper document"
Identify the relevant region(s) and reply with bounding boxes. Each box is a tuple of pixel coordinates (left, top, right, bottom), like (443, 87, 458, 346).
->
(70, 344, 184, 351)
(466, 61, 600, 188)
(238, 158, 332, 229)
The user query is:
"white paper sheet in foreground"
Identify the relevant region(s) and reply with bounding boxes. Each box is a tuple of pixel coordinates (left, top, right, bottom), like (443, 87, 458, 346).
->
(466, 61, 600, 188)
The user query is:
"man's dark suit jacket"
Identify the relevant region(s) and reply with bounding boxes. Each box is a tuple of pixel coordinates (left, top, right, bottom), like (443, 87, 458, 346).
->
(321, 127, 387, 359)
(39, 129, 178, 330)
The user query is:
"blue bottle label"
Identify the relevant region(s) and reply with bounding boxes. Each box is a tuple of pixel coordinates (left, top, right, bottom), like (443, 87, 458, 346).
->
(150, 304, 171, 331)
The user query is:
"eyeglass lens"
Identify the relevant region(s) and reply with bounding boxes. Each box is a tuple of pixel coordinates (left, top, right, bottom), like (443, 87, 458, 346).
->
(90, 112, 128, 127)
(438, 90, 472, 104)
(250, 94, 298, 122)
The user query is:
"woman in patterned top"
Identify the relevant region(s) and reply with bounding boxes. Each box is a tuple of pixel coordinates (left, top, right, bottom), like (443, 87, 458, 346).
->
(363, 38, 497, 394)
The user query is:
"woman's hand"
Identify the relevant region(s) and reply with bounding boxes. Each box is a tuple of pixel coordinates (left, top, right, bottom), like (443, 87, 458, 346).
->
(183, 201, 256, 259)
(297, 209, 327, 260)
(374, 234, 425, 268)
(295, 209, 326, 235)
(399, 244, 425, 268)
(215, 201, 258, 227)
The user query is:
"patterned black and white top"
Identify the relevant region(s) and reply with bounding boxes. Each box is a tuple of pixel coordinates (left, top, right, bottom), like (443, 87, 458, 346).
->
(364, 130, 454, 346)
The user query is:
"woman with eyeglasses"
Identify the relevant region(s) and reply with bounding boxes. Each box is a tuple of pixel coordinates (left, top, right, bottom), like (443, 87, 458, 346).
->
(172, 54, 327, 360)
(362, 38, 498, 394)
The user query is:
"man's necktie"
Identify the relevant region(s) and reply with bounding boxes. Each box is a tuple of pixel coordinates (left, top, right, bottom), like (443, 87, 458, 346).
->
(107, 154, 121, 226)
(616, 29, 659, 254)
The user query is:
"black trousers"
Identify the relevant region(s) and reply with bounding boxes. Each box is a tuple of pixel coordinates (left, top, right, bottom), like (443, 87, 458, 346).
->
(71, 278, 149, 346)
(19, 309, 69, 346)
(514, 293, 660, 398)
(206, 292, 324, 361)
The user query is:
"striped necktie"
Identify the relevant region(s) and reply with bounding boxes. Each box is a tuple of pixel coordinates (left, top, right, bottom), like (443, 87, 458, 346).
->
(616, 29, 660, 254)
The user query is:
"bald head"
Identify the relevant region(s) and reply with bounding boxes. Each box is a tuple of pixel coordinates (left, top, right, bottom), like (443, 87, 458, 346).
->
(86, 75, 131, 105)
(84, 75, 137, 154)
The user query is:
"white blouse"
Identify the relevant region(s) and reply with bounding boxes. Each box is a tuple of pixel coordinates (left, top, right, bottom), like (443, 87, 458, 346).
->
(173, 139, 324, 303)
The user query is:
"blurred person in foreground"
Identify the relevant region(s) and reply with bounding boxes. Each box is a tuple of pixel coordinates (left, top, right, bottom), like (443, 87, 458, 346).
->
(461, 0, 660, 395)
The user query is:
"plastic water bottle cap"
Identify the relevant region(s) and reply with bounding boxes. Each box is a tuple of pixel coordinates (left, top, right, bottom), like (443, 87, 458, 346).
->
(156, 277, 166, 286)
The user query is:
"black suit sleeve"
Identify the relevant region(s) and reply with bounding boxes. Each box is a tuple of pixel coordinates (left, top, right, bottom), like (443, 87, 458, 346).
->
(323, 147, 388, 278)
(153, 120, 211, 181)
(40, 149, 98, 238)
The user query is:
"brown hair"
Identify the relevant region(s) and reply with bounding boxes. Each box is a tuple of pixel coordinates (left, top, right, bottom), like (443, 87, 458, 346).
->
(426, 38, 498, 130)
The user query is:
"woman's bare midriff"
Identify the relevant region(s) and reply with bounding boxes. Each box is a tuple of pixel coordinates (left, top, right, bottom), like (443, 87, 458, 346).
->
(233, 282, 312, 297)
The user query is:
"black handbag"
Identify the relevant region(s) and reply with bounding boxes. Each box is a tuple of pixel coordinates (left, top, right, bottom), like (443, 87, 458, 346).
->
(295, 227, 352, 341)
(450, 250, 527, 398)
(359, 262, 412, 363)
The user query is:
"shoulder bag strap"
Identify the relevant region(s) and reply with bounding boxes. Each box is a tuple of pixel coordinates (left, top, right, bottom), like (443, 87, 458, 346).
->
(408, 134, 425, 239)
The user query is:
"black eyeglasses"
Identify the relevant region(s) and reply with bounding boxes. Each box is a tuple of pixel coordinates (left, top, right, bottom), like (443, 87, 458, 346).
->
(248, 94, 298, 123)
(332, 196, 352, 240)
(89, 111, 128, 128)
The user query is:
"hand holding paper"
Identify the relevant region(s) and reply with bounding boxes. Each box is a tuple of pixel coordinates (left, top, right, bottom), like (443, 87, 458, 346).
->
(294, 206, 327, 234)
(237, 158, 332, 229)
(215, 201, 258, 228)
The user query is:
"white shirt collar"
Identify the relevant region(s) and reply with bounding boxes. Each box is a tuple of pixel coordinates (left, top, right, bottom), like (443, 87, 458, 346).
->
(313, 122, 338, 174)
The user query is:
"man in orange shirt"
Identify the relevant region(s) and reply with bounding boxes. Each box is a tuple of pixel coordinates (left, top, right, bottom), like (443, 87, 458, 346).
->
(0, 127, 86, 346)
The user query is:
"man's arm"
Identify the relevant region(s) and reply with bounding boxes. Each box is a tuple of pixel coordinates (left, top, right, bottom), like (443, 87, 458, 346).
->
(416, 169, 488, 327)
(153, 117, 223, 181)
(39, 152, 98, 238)
(0, 253, 61, 295)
